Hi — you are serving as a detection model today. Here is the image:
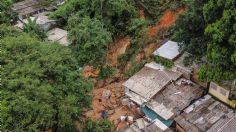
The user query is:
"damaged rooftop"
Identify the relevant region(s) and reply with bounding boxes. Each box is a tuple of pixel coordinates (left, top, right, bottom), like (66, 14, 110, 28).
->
(123, 62, 182, 101)
(146, 78, 203, 120)
(175, 94, 235, 132)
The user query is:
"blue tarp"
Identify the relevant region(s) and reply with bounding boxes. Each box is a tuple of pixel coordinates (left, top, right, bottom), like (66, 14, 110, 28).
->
(141, 106, 173, 127)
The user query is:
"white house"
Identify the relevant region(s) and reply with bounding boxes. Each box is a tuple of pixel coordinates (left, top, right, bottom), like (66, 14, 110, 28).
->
(153, 40, 180, 61)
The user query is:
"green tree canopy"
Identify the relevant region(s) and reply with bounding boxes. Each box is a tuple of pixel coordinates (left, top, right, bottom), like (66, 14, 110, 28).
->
(0, 24, 23, 38)
(68, 16, 112, 66)
(136, 0, 185, 20)
(50, 0, 137, 35)
(172, 0, 208, 60)
(172, 0, 236, 82)
(0, 0, 18, 24)
(1, 28, 92, 131)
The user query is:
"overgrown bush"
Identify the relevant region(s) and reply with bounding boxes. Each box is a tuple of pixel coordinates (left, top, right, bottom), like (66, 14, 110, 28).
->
(23, 18, 47, 40)
(83, 119, 114, 132)
(68, 16, 112, 66)
(1, 29, 93, 131)
(154, 56, 174, 68)
(0, 0, 18, 24)
(50, 0, 137, 35)
(198, 65, 235, 82)
(117, 53, 130, 67)
(99, 66, 116, 79)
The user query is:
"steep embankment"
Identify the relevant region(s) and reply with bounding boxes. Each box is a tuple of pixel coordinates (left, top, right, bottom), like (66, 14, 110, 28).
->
(84, 7, 185, 129)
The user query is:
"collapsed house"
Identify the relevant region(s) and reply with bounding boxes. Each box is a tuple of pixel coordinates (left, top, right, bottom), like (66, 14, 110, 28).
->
(123, 62, 204, 131)
(175, 94, 236, 132)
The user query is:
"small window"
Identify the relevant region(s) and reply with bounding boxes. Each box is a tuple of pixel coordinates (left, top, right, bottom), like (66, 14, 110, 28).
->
(210, 83, 217, 90)
(220, 88, 227, 96)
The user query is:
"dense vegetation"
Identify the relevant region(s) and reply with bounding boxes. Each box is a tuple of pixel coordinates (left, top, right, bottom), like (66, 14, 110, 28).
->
(0, 25, 92, 131)
(50, 0, 137, 35)
(136, 0, 185, 20)
(68, 16, 112, 66)
(23, 18, 47, 40)
(154, 56, 173, 68)
(83, 119, 114, 132)
(0, 0, 17, 24)
(173, 0, 236, 82)
(1, 0, 236, 131)
(49, 0, 138, 67)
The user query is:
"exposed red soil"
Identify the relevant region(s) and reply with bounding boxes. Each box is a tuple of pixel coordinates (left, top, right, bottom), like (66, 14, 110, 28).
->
(84, 7, 186, 130)
(149, 8, 185, 37)
(84, 80, 138, 127)
(107, 37, 131, 66)
(83, 66, 99, 78)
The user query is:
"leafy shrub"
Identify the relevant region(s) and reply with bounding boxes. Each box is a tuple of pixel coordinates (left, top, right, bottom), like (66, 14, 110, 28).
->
(118, 53, 130, 67)
(154, 56, 174, 68)
(50, 0, 137, 35)
(68, 16, 112, 66)
(99, 66, 116, 79)
(83, 119, 114, 132)
(0, 24, 23, 39)
(23, 18, 47, 40)
(198, 65, 235, 82)
(1, 32, 93, 131)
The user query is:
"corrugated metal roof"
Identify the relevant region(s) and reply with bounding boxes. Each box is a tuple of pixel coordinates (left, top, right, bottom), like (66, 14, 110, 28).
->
(175, 95, 234, 132)
(153, 40, 180, 60)
(211, 115, 236, 132)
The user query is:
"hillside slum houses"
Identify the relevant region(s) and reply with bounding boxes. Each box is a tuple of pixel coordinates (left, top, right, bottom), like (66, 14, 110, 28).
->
(13, 0, 69, 46)
(12, 0, 65, 19)
(120, 40, 236, 132)
(175, 94, 235, 132)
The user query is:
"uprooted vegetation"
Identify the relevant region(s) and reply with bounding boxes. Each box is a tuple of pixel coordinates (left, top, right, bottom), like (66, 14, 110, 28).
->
(82, 2, 186, 130)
